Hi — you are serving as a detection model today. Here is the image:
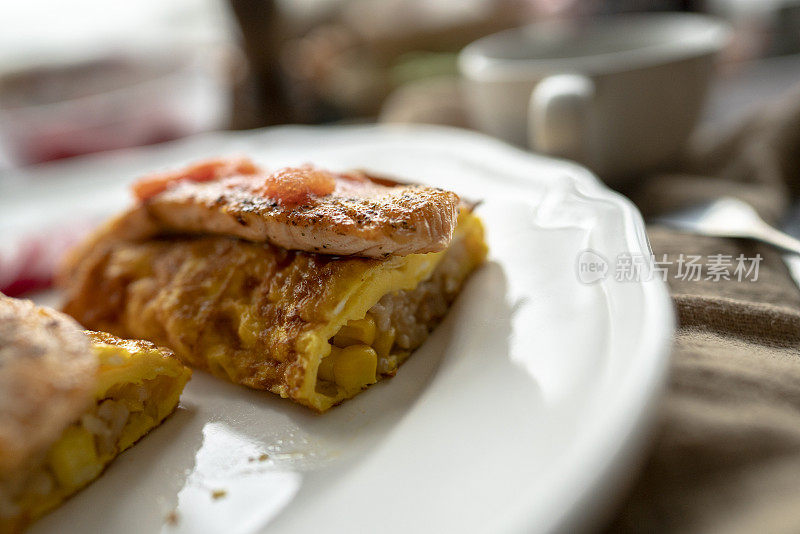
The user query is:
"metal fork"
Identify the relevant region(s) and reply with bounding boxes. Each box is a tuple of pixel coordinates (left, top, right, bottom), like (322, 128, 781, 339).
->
(653, 197, 800, 255)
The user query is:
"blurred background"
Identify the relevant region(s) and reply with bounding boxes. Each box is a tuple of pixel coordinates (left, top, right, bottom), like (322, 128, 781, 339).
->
(2, 0, 800, 170)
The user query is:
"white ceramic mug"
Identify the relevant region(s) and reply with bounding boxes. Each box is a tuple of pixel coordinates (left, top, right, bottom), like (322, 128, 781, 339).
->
(458, 13, 731, 181)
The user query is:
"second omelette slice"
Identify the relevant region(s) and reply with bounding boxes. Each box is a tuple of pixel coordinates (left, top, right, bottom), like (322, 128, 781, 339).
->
(0, 295, 191, 531)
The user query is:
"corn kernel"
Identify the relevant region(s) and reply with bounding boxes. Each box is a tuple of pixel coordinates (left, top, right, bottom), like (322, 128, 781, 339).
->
(119, 412, 155, 451)
(317, 351, 336, 382)
(333, 344, 378, 392)
(373, 327, 396, 358)
(333, 317, 376, 347)
(48, 426, 103, 489)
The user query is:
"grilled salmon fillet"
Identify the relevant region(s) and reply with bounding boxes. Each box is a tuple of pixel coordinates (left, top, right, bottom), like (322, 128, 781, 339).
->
(129, 158, 460, 257)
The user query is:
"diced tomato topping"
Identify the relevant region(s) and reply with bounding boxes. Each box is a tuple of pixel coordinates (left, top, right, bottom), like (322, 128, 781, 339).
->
(253, 166, 336, 205)
(131, 157, 260, 201)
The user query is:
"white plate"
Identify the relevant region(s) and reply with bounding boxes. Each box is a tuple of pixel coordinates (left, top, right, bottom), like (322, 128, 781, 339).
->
(1, 125, 673, 534)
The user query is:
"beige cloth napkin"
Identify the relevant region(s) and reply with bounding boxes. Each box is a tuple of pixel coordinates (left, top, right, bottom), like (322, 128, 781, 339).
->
(608, 86, 800, 533)
(381, 79, 800, 532)
(607, 228, 800, 534)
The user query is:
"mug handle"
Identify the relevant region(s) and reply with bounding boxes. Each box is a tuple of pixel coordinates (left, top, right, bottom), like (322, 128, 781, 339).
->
(529, 74, 595, 165)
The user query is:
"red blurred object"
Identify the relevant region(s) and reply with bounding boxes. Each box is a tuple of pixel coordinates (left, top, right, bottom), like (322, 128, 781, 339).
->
(1, 240, 53, 296)
(0, 219, 96, 297)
